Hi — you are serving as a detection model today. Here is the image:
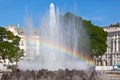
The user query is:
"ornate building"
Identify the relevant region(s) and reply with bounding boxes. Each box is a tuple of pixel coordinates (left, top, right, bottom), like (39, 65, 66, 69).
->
(6, 25, 40, 57)
(0, 25, 41, 68)
(99, 26, 120, 66)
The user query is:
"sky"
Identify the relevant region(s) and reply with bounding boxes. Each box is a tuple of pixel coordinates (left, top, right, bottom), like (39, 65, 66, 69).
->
(0, 0, 120, 27)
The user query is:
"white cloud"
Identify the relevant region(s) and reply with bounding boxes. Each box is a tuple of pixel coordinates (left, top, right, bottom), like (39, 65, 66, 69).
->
(82, 16, 89, 20)
(91, 17, 103, 21)
(82, 16, 104, 21)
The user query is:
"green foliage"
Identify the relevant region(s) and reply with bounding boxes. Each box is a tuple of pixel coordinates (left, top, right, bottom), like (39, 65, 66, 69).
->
(64, 12, 108, 58)
(0, 27, 23, 62)
(82, 20, 108, 57)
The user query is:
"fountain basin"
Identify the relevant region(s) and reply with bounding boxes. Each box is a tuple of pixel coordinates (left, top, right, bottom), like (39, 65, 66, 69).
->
(1, 67, 103, 80)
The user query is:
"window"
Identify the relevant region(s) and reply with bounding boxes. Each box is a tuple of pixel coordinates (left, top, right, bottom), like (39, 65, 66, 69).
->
(21, 40, 24, 46)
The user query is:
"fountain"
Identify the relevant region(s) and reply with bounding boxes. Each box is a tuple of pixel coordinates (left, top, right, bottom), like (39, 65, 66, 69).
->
(1, 3, 105, 80)
(18, 3, 92, 70)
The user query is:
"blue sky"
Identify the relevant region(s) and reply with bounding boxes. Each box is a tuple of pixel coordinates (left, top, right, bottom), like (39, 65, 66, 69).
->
(0, 0, 120, 27)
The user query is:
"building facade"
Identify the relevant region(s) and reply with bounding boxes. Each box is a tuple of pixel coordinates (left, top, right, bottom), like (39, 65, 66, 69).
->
(6, 25, 40, 57)
(0, 25, 40, 67)
(98, 26, 120, 66)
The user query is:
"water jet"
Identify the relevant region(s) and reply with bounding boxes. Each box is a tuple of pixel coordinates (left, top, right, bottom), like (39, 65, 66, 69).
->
(0, 3, 106, 80)
(18, 3, 92, 70)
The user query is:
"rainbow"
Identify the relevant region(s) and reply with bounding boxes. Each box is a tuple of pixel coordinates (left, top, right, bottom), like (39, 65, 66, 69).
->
(26, 37, 95, 66)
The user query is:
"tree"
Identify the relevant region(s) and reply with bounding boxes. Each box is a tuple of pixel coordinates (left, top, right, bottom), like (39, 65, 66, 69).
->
(0, 27, 23, 63)
(64, 12, 108, 58)
(82, 20, 108, 57)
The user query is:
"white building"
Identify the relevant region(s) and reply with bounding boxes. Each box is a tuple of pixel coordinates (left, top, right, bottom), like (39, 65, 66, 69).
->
(0, 25, 40, 67)
(6, 25, 40, 57)
(6, 25, 26, 54)
(98, 26, 120, 66)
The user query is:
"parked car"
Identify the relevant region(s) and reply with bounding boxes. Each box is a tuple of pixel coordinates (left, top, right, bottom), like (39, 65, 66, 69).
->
(111, 64, 120, 71)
